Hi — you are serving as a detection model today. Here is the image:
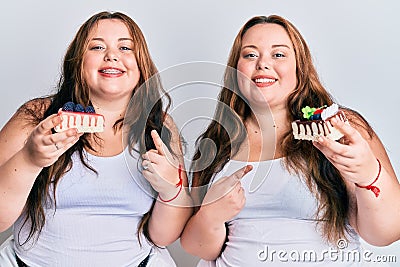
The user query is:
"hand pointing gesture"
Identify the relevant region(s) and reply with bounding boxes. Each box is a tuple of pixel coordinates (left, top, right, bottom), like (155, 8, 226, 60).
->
(142, 130, 183, 200)
(200, 165, 253, 223)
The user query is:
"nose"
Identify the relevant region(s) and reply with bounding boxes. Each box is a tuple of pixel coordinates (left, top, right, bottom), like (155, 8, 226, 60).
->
(256, 56, 270, 70)
(104, 50, 118, 62)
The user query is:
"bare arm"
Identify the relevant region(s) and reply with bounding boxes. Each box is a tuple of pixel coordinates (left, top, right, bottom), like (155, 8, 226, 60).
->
(313, 114, 400, 246)
(180, 166, 252, 260)
(0, 109, 41, 231)
(352, 129, 400, 245)
(0, 100, 81, 232)
(143, 116, 193, 246)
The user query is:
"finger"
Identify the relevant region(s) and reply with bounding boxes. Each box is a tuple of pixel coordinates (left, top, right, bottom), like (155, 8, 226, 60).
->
(220, 165, 253, 188)
(42, 128, 80, 146)
(53, 134, 81, 154)
(142, 159, 153, 172)
(143, 150, 164, 165)
(330, 117, 360, 144)
(230, 165, 253, 181)
(55, 132, 82, 150)
(151, 130, 166, 156)
(37, 114, 61, 134)
(237, 184, 244, 194)
(313, 136, 352, 159)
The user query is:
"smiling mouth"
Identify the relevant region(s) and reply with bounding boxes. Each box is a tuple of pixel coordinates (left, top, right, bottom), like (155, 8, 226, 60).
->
(253, 77, 277, 87)
(99, 69, 124, 74)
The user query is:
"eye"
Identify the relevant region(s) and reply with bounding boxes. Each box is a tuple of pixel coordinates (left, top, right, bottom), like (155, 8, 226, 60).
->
(273, 52, 285, 58)
(243, 53, 258, 59)
(120, 46, 132, 51)
(90, 45, 104, 51)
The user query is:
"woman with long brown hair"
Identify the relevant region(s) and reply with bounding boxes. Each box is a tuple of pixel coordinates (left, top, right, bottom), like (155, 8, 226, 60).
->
(0, 11, 192, 266)
(181, 15, 400, 266)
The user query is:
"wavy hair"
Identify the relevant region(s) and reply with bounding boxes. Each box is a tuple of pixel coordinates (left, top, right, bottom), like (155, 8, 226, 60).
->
(18, 11, 172, 245)
(191, 15, 373, 244)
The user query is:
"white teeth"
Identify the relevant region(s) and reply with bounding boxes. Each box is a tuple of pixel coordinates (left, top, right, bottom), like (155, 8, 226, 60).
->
(101, 69, 122, 74)
(255, 78, 275, 83)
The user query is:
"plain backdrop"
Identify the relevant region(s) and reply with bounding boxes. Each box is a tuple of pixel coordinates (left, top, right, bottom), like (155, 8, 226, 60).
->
(0, 1, 399, 266)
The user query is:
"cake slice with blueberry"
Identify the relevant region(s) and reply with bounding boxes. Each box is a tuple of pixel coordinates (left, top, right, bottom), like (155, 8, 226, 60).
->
(54, 102, 104, 133)
(291, 103, 348, 141)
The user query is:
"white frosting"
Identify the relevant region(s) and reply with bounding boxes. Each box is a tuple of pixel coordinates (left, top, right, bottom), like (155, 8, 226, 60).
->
(54, 111, 104, 133)
(321, 103, 339, 121)
(292, 111, 348, 141)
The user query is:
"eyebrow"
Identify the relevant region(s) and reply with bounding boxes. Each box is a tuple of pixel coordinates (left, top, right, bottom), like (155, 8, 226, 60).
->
(241, 44, 291, 50)
(90, 37, 134, 42)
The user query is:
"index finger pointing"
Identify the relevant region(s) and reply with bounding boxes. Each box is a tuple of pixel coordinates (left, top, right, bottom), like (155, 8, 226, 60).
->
(151, 129, 165, 156)
(229, 165, 253, 182)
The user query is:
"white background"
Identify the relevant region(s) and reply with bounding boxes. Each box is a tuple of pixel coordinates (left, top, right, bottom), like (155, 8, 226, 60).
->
(0, 1, 399, 266)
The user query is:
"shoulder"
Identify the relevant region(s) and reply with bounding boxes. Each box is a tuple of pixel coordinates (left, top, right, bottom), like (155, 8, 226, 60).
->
(7, 97, 51, 129)
(15, 97, 52, 122)
(341, 107, 374, 141)
(0, 97, 52, 165)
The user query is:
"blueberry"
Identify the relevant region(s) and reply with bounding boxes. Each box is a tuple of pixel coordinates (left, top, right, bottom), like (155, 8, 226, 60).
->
(85, 106, 95, 113)
(62, 101, 75, 112)
(310, 114, 321, 120)
(74, 104, 85, 112)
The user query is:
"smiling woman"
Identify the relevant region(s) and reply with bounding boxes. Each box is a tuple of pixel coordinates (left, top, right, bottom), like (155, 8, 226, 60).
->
(0, 11, 192, 267)
(83, 19, 140, 103)
(237, 23, 297, 111)
(180, 14, 400, 267)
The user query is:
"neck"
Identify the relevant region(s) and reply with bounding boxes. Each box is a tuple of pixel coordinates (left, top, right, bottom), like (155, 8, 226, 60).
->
(250, 105, 289, 134)
(240, 106, 290, 160)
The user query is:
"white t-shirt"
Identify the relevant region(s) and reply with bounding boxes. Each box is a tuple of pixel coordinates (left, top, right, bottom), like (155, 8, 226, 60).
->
(198, 158, 385, 267)
(13, 148, 175, 267)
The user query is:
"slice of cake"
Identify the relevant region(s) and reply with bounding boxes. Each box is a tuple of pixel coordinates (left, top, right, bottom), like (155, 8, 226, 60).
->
(54, 102, 104, 133)
(291, 103, 347, 141)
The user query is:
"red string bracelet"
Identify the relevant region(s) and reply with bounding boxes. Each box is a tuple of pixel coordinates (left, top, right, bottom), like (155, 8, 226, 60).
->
(159, 164, 183, 203)
(355, 158, 381, 197)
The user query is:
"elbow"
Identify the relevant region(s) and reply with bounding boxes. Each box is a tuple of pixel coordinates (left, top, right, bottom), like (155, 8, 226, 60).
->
(150, 232, 180, 247)
(180, 235, 218, 261)
(362, 236, 398, 247)
(359, 230, 400, 247)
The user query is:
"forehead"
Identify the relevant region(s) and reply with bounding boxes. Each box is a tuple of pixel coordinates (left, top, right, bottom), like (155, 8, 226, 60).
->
(241, 23, 293, 49)
(88, 19, 132, 39)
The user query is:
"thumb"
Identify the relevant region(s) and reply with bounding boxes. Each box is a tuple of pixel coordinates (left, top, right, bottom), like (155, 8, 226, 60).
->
(330, 116, 359, 144)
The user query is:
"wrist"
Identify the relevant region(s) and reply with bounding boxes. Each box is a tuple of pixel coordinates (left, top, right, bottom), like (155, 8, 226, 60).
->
(158, 164, 183, 203)
(19, 147, 44, 171)
(355, 158, 381, 197)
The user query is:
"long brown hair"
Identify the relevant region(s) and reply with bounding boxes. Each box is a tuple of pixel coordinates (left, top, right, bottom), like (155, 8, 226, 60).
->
(191, 15, 373, 244)
(18, 11, 172, 245)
